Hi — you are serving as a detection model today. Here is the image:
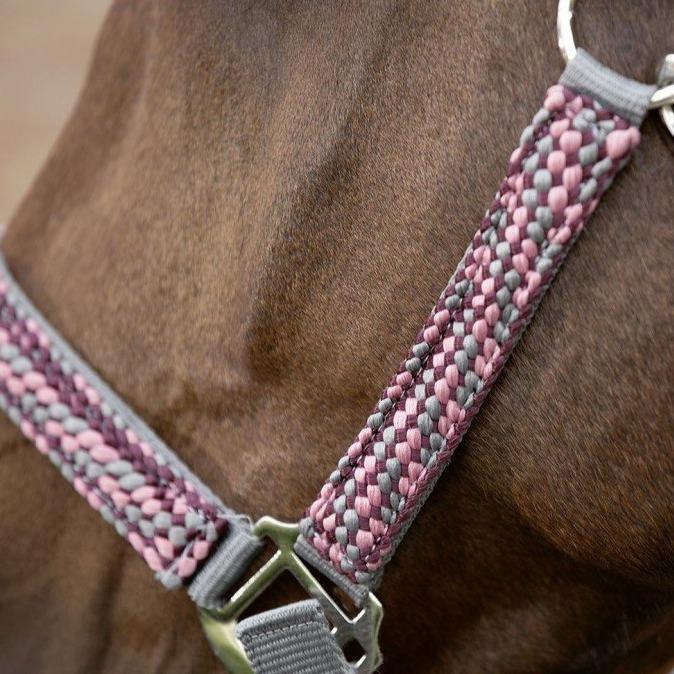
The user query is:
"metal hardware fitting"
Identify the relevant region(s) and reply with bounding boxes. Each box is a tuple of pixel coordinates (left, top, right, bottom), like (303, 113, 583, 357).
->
(657, 54, 674, 137)
(198, 517, 383, 674)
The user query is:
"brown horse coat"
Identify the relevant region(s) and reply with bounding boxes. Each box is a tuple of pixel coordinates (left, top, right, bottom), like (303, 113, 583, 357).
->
(1, 1, 673, 672)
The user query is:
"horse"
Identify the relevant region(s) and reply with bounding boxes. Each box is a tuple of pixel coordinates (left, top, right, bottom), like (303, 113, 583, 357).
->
(1, 1, 673, 672)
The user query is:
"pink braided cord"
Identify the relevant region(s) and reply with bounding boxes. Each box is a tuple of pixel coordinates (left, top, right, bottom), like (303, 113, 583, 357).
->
(0, 278, 229, 587)
(302, 84, 641, 585)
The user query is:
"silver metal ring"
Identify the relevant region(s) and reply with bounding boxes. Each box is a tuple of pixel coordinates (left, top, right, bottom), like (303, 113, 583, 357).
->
(557, 0, 674, 111)
(657, 55, 674, 137)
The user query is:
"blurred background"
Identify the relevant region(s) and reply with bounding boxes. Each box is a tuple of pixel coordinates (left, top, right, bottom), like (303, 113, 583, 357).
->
(0, 0, 109, 224)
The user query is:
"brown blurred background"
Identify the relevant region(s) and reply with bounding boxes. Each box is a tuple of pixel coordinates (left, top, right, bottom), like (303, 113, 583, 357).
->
(0, 0, 109, 224)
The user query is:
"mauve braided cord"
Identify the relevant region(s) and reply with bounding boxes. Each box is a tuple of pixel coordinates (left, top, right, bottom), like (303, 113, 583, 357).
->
(0, 267, 237, 589)
(301, 84, 641, 586)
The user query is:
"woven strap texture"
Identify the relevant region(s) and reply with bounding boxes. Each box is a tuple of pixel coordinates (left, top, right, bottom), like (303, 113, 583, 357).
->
(236, 600, 353, 674)
(300, 80, 644, 588)
(0, 51, 654, 674)
(0, 255, 260, 601)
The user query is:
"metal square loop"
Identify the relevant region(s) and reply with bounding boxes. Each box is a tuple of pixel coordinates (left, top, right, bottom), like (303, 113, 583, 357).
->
(198, 517, 383, 674)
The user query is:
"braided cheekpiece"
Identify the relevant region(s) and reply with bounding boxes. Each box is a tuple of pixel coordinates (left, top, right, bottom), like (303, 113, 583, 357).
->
(301, 85, 641, 585)
(0, 285, 229, 587)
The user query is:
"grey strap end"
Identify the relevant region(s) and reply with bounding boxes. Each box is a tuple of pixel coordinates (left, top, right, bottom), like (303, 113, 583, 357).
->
(560, 49, 656, 126)
(237, 600, 354, 674)
(188, 527, 263, 608)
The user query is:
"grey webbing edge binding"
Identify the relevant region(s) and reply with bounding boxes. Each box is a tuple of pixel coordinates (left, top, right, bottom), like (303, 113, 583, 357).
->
(559, 49, 657, 126)
(236, 601, 353, 674)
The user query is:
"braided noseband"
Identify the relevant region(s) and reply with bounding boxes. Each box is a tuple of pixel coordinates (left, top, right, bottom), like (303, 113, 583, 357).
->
(1, 44, 662, 674)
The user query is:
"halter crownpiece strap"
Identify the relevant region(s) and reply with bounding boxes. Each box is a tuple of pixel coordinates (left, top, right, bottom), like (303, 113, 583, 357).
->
(298, 50, 650, 592)
(3, 8, 669, 673)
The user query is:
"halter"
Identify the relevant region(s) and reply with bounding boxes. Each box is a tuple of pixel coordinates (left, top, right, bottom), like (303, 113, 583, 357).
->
(4, 2, 671, 672)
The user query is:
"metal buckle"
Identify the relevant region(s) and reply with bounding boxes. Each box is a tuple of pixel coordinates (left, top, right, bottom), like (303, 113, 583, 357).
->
(556, 0, 674, 114)
(198, 517, 383, 673)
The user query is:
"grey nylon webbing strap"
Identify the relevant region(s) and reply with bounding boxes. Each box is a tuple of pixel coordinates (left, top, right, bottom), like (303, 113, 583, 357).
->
(236, 600, 354, 674)
(560, 48, 657, 126)
(189, 529, 264, 608)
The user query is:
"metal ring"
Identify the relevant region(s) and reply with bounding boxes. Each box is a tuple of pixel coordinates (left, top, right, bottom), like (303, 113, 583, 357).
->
(557, 0, 674, 111)
(657, 55, 674, 137)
